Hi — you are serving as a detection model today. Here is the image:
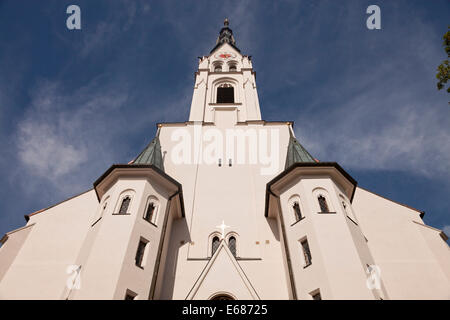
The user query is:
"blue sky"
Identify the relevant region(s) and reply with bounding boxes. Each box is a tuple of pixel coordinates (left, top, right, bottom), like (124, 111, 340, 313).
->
(0, 0, 449, 239)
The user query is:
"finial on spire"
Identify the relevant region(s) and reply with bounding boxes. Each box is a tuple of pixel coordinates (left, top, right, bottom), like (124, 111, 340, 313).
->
(224, 18, 229, 27)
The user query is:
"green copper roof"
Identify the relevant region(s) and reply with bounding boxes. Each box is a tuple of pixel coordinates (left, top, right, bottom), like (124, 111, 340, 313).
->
(285, 136, 316, 169)
(133, 135, 164, 171)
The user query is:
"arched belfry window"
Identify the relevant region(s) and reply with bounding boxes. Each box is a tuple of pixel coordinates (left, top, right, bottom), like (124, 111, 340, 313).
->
(119, 196, 131, 214)
(318, 195, 330, 213)
(215, 65, 222, 72)
(293, 201, 302, 221)
(228, 236, 237, 257)
(212, 236, 220, 256)
(228, 63, 237, 72)
(217, 83, 234, 103)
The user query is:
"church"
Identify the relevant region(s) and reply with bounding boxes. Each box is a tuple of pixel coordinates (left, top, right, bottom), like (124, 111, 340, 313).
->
(0, 20, 449, 300)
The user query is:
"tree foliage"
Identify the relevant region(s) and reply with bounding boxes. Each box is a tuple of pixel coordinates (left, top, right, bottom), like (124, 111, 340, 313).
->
(436, 26, 450, 95)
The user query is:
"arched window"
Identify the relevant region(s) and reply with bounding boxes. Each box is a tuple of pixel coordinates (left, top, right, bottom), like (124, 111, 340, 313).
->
(217, 83, 234, 103)
(293, 201, 302, 221)
(228, 64, 237, 72)
(144, 202, 155, 223)
(214, 65, 222, 72)
(228, 236, 236, 257)
(212, 236, 220, 256)
(119, 196, 131, 214)
(318, 195, 329, 213)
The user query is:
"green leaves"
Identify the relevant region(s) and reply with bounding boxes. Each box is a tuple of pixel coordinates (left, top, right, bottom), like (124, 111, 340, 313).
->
(436, 26, 450, 100)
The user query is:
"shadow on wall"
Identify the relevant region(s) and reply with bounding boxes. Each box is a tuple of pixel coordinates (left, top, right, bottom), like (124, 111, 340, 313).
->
(266, 217, 280, 242)
(159, 216, 191, 299)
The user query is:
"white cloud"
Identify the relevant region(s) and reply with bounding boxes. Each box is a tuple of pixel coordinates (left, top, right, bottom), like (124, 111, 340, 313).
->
(15, 78, 129, 196)
(18, 121, 88, 178)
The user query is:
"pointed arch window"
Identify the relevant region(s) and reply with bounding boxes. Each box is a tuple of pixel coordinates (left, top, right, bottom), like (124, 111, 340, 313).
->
(212, 236, 220, 256)
(318, 195, 330, 213)
(228, 236, 236, 257)
(119, 196, 131, 214)
(293, 201, 302, 221)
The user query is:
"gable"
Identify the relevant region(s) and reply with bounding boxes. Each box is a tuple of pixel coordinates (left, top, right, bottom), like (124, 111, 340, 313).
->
(209, 42, 242, 59)
(186, 240, 260, 300)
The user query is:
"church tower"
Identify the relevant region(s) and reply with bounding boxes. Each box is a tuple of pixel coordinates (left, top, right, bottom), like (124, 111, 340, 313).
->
(189, 18, 262, 123)
(0, 19, 449, 300)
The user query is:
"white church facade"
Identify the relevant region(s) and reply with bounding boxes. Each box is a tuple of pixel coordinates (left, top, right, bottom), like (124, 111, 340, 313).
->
(0, 20, 449, 300)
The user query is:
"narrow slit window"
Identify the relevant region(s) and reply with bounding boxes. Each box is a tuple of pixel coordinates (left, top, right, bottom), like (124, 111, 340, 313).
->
(100, 202, 107, 219)
(119, 196, 131, 214)
(217, 86, 234, 103)
(318, 195, 330, 213)
(228, 236, 236, 257)
(212, 236, 220, 256)
(144, 202, 155, 223)
(293, 202, 302, 221)
(301, 238, 312, 267)
(135, 239, 148, 268)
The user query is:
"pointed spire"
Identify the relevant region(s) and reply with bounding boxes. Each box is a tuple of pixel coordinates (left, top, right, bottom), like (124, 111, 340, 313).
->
(210, 18, 240, 53)
(132, 129, 165, 171)
(285, 134, 316, 170)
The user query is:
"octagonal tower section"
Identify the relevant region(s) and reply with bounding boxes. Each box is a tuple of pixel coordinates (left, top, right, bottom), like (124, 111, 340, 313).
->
(265, 160, 388, 300)
(66, 137, 184, 300)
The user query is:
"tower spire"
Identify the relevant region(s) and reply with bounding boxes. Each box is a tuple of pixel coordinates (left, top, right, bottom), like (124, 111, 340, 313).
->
(210, 18, 240, 53)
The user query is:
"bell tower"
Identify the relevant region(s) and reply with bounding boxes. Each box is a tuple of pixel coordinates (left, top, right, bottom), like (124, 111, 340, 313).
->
(188, 19, 262, 124)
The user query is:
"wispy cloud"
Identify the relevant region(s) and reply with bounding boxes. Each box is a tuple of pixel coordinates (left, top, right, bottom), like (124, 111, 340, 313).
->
(14, 77, 129, 196)
(289, 2, 450, 181)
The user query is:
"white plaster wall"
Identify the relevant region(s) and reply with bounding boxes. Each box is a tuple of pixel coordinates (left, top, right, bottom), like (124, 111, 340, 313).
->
(0, 190, 97, 299)
(352, 187, 450, 299)
(158, 121, 291, 299)
(279, 177, 377, 300)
